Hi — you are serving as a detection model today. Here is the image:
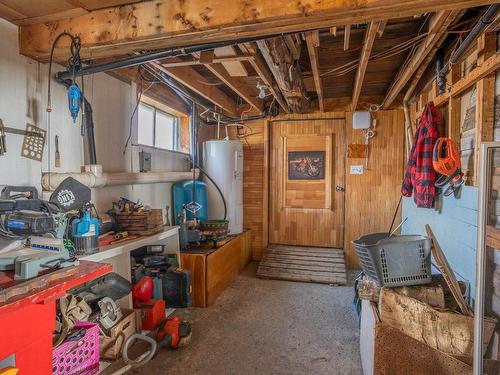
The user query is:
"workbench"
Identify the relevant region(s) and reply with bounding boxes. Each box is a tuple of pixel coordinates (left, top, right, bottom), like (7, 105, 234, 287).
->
(81, 226, 180, 308)
(181, 231, 251, 307)
(0, 260, 111, 374)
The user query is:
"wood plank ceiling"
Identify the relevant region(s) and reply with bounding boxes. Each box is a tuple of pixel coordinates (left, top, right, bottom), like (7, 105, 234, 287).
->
(1, 1, 491, 115)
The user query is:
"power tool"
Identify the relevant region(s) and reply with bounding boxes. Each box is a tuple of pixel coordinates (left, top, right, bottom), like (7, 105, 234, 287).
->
(432, 137, 465, 196)
(156, 316, 192, 349)
(67, 84, 81, 122)
(72, 204, 100, 255)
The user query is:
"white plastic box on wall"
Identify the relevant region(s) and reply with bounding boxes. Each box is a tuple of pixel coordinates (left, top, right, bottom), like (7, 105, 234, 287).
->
(353, 111, 371, 129)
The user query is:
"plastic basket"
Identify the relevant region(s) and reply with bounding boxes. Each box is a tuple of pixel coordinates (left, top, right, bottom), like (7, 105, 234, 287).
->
(352, 232, 432, 287)
(52, 322, 100, 375)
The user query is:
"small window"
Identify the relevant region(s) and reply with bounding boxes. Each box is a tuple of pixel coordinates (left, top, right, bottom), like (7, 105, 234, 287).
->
(137, 102, 180, 151)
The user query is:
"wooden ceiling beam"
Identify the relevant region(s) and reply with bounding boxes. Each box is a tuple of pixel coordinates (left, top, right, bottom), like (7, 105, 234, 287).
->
(257, 36, 309, 113)
(156, 63, 239, 116)
(19, 0, 494, 61)
(192, 53, 263, 113)
(352, 21, 381, 111)
(383, 10, 462, 108)
(240, 43, 290, 113)
(305, 31, 324, 112)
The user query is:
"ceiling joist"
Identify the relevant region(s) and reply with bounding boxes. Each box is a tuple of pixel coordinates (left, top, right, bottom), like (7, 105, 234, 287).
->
(305, 31, 324, 112)
(191, 53, 264, 113)
(18, 0, 493, 62)
(352, 21, 381, 111)
(156, 63, 239, 116)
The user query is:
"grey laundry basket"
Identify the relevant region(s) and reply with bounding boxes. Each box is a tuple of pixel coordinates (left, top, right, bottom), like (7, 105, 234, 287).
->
(352, 232, 432, 287)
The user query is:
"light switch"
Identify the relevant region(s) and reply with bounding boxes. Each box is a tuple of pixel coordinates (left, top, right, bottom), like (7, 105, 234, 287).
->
(350, 165, 364, 175)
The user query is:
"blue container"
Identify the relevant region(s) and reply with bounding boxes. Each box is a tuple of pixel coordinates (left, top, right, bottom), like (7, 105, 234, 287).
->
(172, 180, 208, 224)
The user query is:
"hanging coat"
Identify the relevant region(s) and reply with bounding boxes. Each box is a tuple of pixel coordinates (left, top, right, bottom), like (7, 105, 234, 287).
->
(401, 101, 439, 208)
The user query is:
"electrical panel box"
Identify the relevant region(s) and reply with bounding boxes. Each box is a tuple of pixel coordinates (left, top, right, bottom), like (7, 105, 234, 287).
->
(353, 111, 371, 129)
(139, 151, 152, 172)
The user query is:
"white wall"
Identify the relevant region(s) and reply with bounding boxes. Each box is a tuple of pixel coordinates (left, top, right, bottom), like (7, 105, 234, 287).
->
(0, 18, 190, 218)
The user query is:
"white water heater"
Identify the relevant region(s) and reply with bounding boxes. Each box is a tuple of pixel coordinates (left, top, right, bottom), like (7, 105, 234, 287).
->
(203, 140, 243, 234)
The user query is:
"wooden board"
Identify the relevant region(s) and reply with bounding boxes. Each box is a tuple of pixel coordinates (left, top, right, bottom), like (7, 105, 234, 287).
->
(257, 244, 346, 284)
(425, 224, 473, 316)
(379, 287, 496, 357)
(269, 115, 345, 247)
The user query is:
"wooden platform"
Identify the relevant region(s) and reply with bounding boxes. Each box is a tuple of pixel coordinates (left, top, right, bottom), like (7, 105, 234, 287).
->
(257, 245, 347, 284)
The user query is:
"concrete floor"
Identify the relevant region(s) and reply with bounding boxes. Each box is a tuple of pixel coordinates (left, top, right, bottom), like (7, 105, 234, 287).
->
(128, 262, 362, 375)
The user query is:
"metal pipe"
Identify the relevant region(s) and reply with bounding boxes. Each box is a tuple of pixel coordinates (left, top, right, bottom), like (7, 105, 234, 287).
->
(42, 166, 199, 191)
(56, 33, 291, 82)
(438, 4, 499, 80)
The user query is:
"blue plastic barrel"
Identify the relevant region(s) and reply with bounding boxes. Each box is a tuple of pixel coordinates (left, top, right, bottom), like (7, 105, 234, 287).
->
(172, 180, 208, 224)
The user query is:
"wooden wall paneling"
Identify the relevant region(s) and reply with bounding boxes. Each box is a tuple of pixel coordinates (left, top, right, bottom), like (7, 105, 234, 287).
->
(344, 110, 405, 268)
(239, 120, 267, 260)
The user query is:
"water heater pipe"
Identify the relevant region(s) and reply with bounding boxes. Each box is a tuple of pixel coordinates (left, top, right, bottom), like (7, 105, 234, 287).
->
(42, 164, 199, 191)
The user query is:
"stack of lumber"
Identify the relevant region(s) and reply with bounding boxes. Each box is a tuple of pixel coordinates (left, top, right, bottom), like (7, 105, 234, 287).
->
(115, 209, 164, 236)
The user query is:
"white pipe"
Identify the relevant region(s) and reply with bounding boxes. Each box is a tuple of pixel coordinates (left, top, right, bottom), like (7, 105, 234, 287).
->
(42, 165, 199, 191)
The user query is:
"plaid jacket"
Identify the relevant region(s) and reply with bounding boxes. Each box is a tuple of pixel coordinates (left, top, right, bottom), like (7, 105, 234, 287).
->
(401, 102, 439, 208)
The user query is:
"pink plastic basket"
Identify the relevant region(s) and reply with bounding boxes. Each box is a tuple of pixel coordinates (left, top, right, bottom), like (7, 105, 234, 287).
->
(52, 322, 100, 375)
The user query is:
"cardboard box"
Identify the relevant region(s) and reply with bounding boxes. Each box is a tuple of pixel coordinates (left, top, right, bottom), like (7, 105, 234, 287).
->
(99, 309, 137, 360)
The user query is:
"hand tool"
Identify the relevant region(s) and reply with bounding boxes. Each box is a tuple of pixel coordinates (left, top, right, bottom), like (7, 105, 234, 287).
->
(432, 137, 464, 196)
(55, 135, 61, 167)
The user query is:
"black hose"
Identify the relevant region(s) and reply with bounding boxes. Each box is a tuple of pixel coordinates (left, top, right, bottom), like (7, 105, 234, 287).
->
(197, 166, 227, 221)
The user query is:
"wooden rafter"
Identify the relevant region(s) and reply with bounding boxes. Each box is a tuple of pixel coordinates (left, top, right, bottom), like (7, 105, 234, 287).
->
(240, 44, 289, 113)
(383, 10, 462, 108)
(19, 0, 494, 61)
(377, 20, 388, 37)
(192, 52, 263, 112)
(402, 10, 465, 103)
(155, 63, 239, 115)
(257, 36, 309, 113)
(305, 31, 324, 112)
(344, 25, 351, 51)
(160, 55, 253, 68)
(352, 21, 380, 111)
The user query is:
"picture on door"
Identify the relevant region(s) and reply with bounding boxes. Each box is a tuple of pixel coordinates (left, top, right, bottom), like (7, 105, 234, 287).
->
(288, 151, 325, 180)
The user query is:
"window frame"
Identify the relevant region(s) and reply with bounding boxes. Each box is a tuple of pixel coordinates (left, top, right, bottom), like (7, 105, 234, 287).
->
(136, 102, 181, 152)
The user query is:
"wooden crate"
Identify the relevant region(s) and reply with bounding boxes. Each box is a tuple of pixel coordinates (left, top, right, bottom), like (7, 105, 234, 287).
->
(99, 309, 137, 360)
(115, 209, 164, 235)
(379, 287, 496, 358)
(180, 231, 251, 307)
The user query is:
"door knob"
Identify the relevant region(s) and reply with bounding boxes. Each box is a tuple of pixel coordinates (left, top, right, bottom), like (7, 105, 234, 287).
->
(336, 186, 345, 192)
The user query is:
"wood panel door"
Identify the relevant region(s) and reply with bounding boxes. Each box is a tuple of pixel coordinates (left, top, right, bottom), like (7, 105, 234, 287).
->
(269, 116, 345, 248)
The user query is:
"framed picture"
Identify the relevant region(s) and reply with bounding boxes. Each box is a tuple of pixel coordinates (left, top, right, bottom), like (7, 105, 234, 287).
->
(288, 151, 325, 180)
